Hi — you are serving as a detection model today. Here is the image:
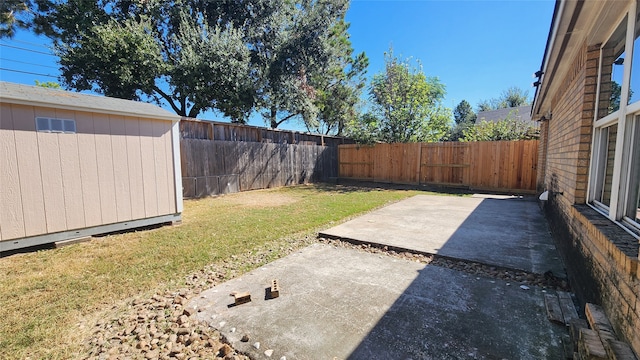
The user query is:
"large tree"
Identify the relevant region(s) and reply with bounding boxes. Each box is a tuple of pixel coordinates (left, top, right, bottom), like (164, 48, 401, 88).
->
(365, 50, 451, 143)
(453, 99, 476, 124)
(28, 0, 354, 126)
(307, 17, 368, 135)
(449, 99, 476, 141)
(32, 0, 260, 120)
(255, 0, 356, 129)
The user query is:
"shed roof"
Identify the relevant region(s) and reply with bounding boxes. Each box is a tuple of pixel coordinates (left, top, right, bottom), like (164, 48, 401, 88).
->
(476, 105, 533, 124)
(0, 81, 180, 122)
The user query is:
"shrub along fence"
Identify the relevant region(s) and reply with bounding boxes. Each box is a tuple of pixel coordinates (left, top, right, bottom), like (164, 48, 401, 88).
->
(180, 119, 351, 198)
(339, 140, 539, 193)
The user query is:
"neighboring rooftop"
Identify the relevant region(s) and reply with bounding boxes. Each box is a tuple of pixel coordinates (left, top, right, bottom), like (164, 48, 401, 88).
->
(0, 81, 180, 121)
(476, 105, 533, 124)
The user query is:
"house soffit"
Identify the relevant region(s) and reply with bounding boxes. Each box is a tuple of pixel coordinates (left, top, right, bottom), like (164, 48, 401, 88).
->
(534, 1, 629, 119)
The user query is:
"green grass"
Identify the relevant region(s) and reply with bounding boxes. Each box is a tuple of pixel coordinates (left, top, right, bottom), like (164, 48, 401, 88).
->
(0, 184, 422, 359)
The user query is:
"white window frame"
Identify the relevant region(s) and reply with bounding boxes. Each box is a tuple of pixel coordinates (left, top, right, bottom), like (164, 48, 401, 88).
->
(588, 0, 640, 240)
(35, 117, 77, 134)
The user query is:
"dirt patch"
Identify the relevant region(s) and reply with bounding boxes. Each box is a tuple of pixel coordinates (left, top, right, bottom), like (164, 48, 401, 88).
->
(218, 190, 300, 209)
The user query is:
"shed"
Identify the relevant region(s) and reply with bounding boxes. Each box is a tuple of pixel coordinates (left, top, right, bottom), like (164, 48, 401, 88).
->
(0, 82, 183, 252)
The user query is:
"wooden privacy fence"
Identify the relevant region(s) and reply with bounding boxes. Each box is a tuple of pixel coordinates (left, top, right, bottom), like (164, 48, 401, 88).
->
(181, 140, 338, 198)
(339, 140, 538, 193)
(180, 118, 349, 198)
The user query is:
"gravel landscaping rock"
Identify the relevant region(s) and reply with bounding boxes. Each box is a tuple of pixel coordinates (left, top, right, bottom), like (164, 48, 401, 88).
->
(84, 285, 250, 360)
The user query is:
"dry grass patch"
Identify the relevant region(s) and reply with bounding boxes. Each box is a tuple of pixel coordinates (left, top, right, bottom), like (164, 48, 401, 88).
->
(214, 188, 300, 208)
(0, 184, 422, 359)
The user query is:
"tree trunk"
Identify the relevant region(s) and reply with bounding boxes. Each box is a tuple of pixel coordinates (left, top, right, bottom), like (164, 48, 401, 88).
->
(270, 106, 278, 128)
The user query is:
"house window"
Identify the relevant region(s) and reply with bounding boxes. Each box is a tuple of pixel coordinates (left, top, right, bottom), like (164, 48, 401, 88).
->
(590, 2, 640, 238)
(35, 117, 76, 133)
(593, 124, 618, 211)
(598, 16, 627, 119)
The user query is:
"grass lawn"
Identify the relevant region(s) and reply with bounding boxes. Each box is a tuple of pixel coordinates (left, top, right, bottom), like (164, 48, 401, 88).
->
(0, 184, 424, 359)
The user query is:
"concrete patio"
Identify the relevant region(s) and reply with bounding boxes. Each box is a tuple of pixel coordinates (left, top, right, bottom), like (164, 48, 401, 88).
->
(189, 194, 569, 359)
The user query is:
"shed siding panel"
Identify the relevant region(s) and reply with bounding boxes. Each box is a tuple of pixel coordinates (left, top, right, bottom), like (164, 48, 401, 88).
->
(93, 113, 118, 224)
(35, 108, 68, 233)
(139, 119, 159, 217)
(125, 118, 146, 219)
(109, 115, 132, 222)
(11, 105, 47, 236)
(56, 108, 86, 230)
(75, 112, 102, 227)
(0, 104, 25, 240)
(154, 120, 171, 214)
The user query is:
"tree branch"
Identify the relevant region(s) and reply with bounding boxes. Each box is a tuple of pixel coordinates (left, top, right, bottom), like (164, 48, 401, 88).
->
(274, 112, 299, 128)
(153, 86, 183, 116)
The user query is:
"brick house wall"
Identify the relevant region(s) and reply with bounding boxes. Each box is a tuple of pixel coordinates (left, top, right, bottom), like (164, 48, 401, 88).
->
(540, 42, 640, 354)
(537, 119, 549, 192)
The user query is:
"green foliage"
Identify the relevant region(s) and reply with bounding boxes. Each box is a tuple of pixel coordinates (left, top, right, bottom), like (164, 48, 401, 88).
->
(476, 99, 494, 112)
(0, 0, 30, 37)
(461, 115, 539, 142)
(309, 18, 368, 135)
(453, 99, 476, 125)
(167, 11, 253, 121)
(477, 86, 531, 111)
(344, 112, 382, 144)
(30, 0, 358, 126)
(501, 86, 531, 108)
(257, 0, 355, 129)
(448, 121, 474, 142)
(450, 99, 477, 141)
(57, 16, 164, 101)
(358, 49, 451, 143)
(34, 80, 60, 88)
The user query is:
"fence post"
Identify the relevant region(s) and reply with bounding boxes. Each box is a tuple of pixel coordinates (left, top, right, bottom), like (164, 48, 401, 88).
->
(416, 143, 423, 185)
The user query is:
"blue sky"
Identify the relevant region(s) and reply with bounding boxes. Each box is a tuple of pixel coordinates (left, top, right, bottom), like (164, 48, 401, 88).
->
(0, 0, 555, 132)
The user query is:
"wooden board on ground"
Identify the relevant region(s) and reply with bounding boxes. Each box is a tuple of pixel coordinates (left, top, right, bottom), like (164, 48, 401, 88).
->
(558, 291, 579, 325)
(585, 303, 616, 342)
(578, 328, 607, 360)
(545, 293, 565, 324)
(570, 319, 589, 353)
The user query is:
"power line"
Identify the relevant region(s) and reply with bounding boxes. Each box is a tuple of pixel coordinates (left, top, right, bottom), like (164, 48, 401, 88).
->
(0, 67, 57, 78)
(2, 38, 52, 49)
(0, 44, 55, 56)
(0, 57, 58, 69)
